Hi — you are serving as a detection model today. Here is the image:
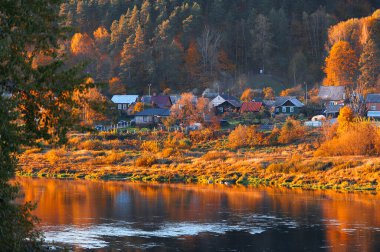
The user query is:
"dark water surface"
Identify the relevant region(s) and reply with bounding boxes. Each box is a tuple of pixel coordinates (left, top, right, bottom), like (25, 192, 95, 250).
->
(17, 178, 380, 251)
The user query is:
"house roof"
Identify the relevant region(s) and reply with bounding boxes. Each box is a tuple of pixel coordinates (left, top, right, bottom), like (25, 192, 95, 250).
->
(263, 100, 276, 107)
(141, 95, 152, 104)
(240, 102, 263, 113)
(275, 96, 304, 107)
(135, 108, 170, 117)
(366, 94, 380, 103)
(324, 104, 344, 114)
(212, 94, 242, 108)
(151, 95, 172, 108)
(111, 95, 138, 104)
(318, 86, 345, 101)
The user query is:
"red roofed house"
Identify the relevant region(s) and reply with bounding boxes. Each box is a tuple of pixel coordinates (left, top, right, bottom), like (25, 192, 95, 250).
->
(240, 101, 263, 113)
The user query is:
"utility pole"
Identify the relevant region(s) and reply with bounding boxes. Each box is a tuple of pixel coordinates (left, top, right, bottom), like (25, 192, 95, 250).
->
(148, 83, 152, 96)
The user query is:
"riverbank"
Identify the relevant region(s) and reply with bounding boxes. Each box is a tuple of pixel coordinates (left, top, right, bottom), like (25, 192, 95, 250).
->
(17, 131, 380, 191)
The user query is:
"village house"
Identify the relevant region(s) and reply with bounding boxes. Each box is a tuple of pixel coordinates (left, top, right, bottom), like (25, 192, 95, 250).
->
(151, 95, 173, 108)
(274, 96, 304, 115)
(111, 95, 139, 111)
(134, 108, 170, 126)
(240, 101, 263, 113)
(366, 94, 380, 119)
(210, 94, 242, 114)
(318, 86, 346, 117)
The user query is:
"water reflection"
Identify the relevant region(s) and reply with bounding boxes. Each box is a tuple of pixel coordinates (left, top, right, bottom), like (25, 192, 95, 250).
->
(17, 178, 380, 251)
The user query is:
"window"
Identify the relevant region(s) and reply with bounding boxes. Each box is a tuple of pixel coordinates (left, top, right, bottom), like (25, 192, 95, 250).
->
(290, 107, 294, 113)
(371, 105, 376, 111)
(118, 104, 122, 110)
(282, 107, 286, 113)
(143, 116, 148, 122)
(275, 108, 279, 113)
(123, 104, 128, 110)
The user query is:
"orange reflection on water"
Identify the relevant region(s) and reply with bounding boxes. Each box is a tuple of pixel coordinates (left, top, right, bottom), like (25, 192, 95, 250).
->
(16, 178, 380, 251)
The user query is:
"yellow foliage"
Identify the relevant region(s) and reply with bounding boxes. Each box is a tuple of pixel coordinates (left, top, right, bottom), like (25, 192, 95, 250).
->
(278, 118, 306, 144)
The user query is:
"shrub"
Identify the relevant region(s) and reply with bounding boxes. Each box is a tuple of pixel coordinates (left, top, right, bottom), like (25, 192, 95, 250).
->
(103, 152, 125, 164)
(228, 125, 265, 149)
(140, 141, 161, 153)
(316, 120, 377, 156)
(161, 148, 176, 158)
(79, 139, 103, 150)
(278, 118, 306, 144)
(135, 156, 157, 167)
(23, 148, 42, 155)
(189, 128, 215, 142)
(202, 151, 227, 161)
(45, 149, 66, 164)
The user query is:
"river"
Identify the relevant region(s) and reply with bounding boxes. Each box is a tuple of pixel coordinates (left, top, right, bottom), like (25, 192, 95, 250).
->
(17, 178, 380, 251)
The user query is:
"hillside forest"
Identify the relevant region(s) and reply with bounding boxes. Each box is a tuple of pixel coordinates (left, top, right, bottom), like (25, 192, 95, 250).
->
(54, 0, 380, 95)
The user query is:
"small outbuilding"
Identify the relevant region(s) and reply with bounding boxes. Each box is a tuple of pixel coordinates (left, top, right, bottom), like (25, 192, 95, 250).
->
(274, 96, 304, 115)
(134, 108, 170, 126)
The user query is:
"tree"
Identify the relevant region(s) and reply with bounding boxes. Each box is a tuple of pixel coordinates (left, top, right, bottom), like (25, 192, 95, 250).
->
(324, 41, 358, 86)
(241, 88, 255, 102)
(185, 40, 202, 86)
(263, 87, 275, 99)
(0, 0, 85, 249)
(108, 77, 126, 95)
(358, 39, 380, 93)
(251, 14, 273, 72)
(170, 93, 211, 127)
(337, 106, 354, 134)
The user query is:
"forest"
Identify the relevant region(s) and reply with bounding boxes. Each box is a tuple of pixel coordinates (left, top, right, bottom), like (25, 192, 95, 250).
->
(57, 0, 380, 95)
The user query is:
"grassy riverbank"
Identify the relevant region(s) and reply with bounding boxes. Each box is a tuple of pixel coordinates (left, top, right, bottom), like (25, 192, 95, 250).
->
(17, 129, 380, 192)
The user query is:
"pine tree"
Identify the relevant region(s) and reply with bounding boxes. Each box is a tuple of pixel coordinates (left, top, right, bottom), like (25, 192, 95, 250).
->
(358, 39, 380, 92)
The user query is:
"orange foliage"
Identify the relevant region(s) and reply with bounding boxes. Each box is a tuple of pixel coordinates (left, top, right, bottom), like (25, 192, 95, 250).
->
(70, 33, 96, 56)
(324, 41, 358, 86)
(93, 26, 110, 40)
(228, 125, 265, 149)
(218, 50, 235, 73)
(278, 118, 306, 144)
(240, 88, 255, 102)
(185, 40, 201, 79)
(280, 85, 304, 97)
(108, 77, 126, 95)
(263, 87, 275, 99)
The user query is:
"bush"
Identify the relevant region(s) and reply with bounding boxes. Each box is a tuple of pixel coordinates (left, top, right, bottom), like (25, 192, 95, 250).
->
(140, 141, 161, 153)
(278, 118, 306, 144)
(189, 128, 215, 142)
(135, 156, 158, 167)
(23, 148, 42, 155)
(103, 152, 125, 164)
(45, 149, 66, 164)
(79, 139, 103, 150)
(228, 125, 265, 149)
(161, 148, 176, 158)
(202, 151, 227, 161)
(316, 120, 377, 156)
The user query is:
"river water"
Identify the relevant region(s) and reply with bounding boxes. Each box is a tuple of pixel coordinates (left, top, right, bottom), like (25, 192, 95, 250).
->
(17, 178, 380, 251)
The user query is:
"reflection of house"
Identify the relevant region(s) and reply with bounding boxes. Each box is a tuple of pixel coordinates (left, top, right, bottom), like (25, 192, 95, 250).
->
(318, 86, 345, 117)
(111, 95, 139, 110)
(366, 94, 380, 119)
(134, 108, 170, 125)
(240, 101, 263, 113)
(274, 96, 304, 114)
(151, 95, 173, 108)
(210, 95, 241, 114)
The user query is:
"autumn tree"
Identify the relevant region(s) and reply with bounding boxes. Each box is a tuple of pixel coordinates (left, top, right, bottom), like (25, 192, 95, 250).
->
(358, 39, 380, 93)
(324, 41, 359, 86)
(337, 106, 354, 134)
(263, 87, 275, 99)
(70, 33, 96, 56)
(93, 26, 110, 53)
(185, 40, 202, 87)
(0, 0, 86, 249)
(241, 88, 255, 102)
(170, 93, 211, 127)
(108, 77, 126, 95)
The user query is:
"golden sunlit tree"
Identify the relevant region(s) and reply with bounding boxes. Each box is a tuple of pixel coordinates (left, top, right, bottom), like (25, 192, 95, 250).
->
(108, 77, 126, 95)
(337, 106, 354, 134)
(240, 88, 255, 102)
(70, 33, 96, 56)
(263, 87, 275, 99)
(324, 41, 359, 86)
